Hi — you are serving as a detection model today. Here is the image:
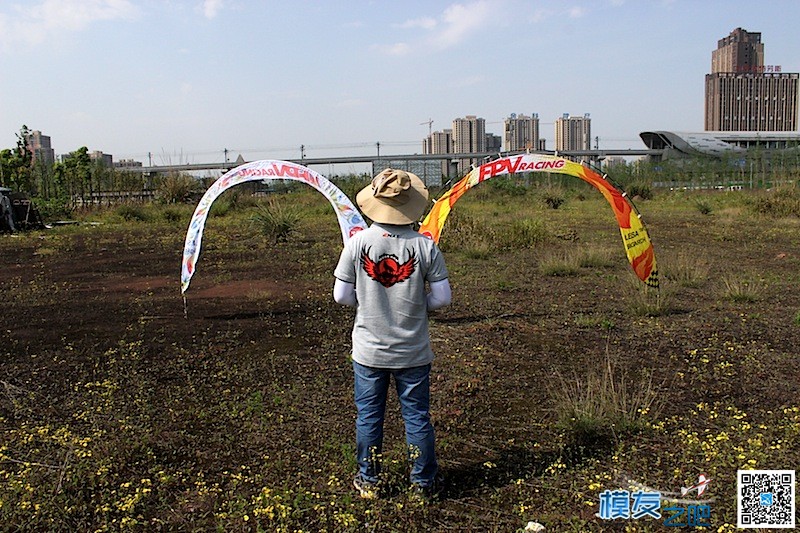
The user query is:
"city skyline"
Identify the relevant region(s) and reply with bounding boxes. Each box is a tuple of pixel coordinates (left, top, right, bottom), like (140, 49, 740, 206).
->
(2, 0, 800, 169)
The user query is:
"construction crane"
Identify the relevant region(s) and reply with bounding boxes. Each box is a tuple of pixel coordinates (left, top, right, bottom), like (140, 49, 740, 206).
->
(420, 118, 433, 137)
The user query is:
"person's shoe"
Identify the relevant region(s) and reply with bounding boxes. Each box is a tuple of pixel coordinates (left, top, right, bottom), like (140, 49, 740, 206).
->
(353, 475, 379, 500)
(409, 477, 443, 502)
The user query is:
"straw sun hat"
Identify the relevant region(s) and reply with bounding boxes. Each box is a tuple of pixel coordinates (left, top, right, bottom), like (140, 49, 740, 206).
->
(356, 168, 429, 225)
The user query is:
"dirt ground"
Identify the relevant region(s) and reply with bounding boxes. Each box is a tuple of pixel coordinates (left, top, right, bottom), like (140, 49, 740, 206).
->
(2, 192, 799, 531)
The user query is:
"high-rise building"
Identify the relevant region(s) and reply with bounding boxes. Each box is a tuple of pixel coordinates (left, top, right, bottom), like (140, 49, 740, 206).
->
(89, 151, 113, 167)
(711, 27, 763, 74)
(705, 27, 798, 131)
(485, 133, 502, 153)
(26, 130, 55, 166)
(554, 113, 591, 151)
(504, 113, 540, 152)
(452, 115, 485, 174)
(423, 129, 453, 155)
(422, 128, 454, 178)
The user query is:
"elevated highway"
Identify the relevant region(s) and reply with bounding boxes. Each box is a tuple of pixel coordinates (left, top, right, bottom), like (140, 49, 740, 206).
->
(122, 149, 663, 175)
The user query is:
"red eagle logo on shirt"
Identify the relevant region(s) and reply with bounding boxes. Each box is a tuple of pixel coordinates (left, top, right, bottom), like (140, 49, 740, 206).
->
(361, 247, 416, 288)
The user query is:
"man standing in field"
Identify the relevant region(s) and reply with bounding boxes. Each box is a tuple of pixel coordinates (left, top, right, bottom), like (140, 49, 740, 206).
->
(333, 168, 451, 500)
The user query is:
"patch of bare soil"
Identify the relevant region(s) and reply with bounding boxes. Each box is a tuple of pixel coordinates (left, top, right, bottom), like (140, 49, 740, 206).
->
(2, 209, 799, 531)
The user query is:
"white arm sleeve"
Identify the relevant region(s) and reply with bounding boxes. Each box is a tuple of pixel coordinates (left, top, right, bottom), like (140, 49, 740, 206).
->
(333, 278, 357, 307)
(427, 278, 451, 310)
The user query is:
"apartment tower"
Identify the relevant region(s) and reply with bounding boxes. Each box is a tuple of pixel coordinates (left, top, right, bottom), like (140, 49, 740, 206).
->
(26, 130, 55, 166)
(452, 115, 486, 174)
(422, 129, 454, 177)
(554, 113, 591, 152)
(705, 28, 799, 131)
(504, 113, 540, 152)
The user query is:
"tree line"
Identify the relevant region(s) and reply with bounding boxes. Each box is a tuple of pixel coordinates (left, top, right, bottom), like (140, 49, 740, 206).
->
(0, 126, 152, 215)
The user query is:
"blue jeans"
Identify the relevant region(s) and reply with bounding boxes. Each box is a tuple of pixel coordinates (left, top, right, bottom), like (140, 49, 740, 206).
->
(353, 361, 438, 487)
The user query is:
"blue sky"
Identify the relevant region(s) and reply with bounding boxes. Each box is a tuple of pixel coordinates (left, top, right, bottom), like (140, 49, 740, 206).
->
(1, 0, 799, 169)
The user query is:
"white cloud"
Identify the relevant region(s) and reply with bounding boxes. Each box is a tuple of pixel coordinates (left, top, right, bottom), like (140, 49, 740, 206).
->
(432, 1, 492, 48)
(201, 0, 224, 20)
(371, 42, 411, 56)
(373, 1, 493, 56)
(394, 17, 437, 30)
(0, 0, 137, 50)
(529, 8, 551, 23)
(568, 6, 586, 18)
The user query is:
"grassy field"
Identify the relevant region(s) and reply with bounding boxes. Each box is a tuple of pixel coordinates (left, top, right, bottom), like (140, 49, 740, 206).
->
(1, 181, 799, 531)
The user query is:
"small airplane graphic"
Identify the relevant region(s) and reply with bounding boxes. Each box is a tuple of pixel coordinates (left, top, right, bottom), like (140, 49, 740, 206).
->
(681, 474, 711, 497)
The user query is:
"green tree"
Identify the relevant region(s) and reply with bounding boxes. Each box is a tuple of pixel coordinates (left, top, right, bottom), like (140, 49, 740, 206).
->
(62, 147, 92, 205)
(0, 125, 34, 192)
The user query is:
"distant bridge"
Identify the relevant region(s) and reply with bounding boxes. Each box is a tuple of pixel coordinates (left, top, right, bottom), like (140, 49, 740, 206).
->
(122, 149, 663, 175)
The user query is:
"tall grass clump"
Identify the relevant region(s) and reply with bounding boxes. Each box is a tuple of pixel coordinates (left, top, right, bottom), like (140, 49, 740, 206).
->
(210, 198, 232, 217)
(488, 176, 528, 196)
(576, 245, 616, 269)
(114, 204, 150, 222)
(538, 249, 581, 277)
(719, 272, 765, 302)
(539, 185, 565, 209)
(156, 172, 198, 204)
(160, 205, 189, 223)
(745, 186, 800, 217)
(626, 277, 671, 316)
(502, 218, 549, 249)
(548, 348, 665, 457)
(438, 211, 497, 255)
(693, 198, 713, 215)
(662, 251, 710, 287)
(252, 198, 303, 242)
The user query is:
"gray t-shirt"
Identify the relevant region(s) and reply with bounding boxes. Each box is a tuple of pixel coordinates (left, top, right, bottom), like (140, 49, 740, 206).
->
(334, 223, 449, 369)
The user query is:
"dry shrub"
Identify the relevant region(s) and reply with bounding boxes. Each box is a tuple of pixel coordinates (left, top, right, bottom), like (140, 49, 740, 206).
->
(662, 251, 710, 287)
(538, 249, 581, 277)
(626, 276, 672, 316)
(438, 211, 497, 254)
(718, 272, 766, 302)
(548, 346, 665, 456)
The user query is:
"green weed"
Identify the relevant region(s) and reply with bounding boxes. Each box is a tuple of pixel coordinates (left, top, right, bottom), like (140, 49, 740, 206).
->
(539, 185, 565, 209)
(251, 197, 303, 243)
(114, 204, 150, 222)
(625, 182, 653, 200)
(503, 218, 548, 249)
(746, 185, 800, 217)
(693, 198, 713, 215)
(156, 172, 198, 204)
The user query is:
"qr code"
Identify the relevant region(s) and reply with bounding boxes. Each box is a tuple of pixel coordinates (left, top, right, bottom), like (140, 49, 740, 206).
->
(738, 470, 796, 528)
